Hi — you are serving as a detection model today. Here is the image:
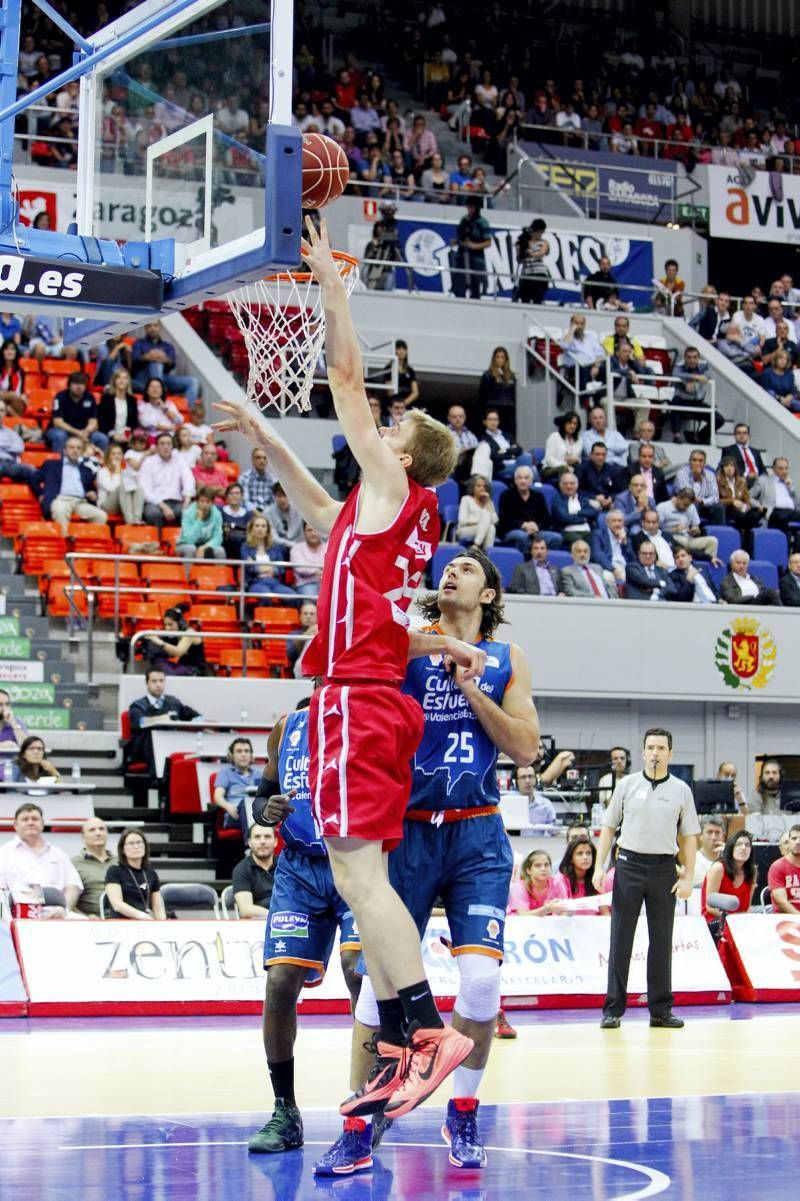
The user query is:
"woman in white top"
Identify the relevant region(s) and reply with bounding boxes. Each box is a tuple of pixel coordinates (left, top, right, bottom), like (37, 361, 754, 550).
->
(456, 474, 498, 548)
(542, 410, 583, 480)
(174, 424, 201, 468)
(474, 69, 498, 111)
(97, 442, 144, 523)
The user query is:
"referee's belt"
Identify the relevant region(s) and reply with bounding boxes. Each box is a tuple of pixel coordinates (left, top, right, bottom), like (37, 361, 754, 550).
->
(405, 805, 499, 826)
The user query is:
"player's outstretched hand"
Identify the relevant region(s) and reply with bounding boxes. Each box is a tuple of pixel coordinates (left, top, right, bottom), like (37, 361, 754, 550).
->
(443, 637, 487, 685)
(212, 399, 272, 448)
(299, 216, 341, 288)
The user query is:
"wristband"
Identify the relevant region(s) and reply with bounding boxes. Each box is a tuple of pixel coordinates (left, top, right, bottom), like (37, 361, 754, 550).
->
(252, 776, 282, 826)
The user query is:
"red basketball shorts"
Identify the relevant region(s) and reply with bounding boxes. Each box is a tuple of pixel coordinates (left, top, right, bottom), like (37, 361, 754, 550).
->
(308, 683, 424, 849)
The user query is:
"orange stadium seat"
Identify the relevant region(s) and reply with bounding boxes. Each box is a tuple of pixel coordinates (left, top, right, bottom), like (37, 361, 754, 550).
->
(252, 605, 299, 634)
(115, 524, 160, 552)
(217, 649, 271, 678)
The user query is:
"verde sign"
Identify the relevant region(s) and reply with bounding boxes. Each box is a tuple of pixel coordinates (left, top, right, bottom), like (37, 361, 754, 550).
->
(0, 637, 30, 659)
(0, 616, 20, 636)
(15, 708, 70, 731)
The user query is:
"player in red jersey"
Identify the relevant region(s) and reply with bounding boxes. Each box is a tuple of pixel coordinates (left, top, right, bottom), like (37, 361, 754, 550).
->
(214, 217, 480, 1119)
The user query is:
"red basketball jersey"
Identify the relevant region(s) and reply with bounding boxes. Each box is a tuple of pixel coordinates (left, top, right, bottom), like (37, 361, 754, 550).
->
(302, 479, 439, 682)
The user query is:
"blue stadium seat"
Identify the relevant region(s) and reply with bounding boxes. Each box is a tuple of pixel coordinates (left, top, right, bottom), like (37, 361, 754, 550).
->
(548, 549, 573, 570)
(487, 547, 523, 587)
(704, 525, 740, 565)
(436, 478, 459, 510)
(537, 483, 558, 512)
(490, 480, 507, 508)
(440, 503, 460, 541)
(431, 544, 463, 586)
(752, 528, 788, 569)
(707, 562, 726, 593)
(532, 447, 545, 464)
(332, 434, 346, 455)
(515, 452, 533, 468)
(749, 559, 779, 591)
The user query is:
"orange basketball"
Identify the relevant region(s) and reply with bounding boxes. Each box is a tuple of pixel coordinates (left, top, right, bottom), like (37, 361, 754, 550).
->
(301, 132, 350, 209)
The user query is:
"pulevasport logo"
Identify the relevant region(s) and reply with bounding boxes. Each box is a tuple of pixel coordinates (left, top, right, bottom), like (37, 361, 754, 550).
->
(0, 255, 85, 299)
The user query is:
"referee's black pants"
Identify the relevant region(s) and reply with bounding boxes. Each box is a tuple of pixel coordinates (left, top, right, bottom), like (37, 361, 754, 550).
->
(604, 850, 676, 1020)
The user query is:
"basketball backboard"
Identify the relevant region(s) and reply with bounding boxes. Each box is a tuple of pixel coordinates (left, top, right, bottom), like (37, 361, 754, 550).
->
(0, 1, 301, 344)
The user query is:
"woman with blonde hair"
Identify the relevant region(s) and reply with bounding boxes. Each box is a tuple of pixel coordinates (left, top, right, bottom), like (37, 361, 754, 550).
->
(456, 473, 498, 547)
(478, 345, 517, 436)
(240, 513, 297, 598)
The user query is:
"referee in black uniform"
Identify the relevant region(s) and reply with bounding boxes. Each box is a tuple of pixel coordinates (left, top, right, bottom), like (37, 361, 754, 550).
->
(593, 727, 699, 1029)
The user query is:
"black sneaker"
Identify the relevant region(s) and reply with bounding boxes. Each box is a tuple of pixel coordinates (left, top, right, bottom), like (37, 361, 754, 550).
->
(247, 1100, 304, 1153)
(371, 1111, 394, 1149)
(600, 1015, 621, 1029)
(649, 1014, 684, 1029)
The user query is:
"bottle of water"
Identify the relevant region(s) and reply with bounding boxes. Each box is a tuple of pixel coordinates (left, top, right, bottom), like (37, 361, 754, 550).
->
(71, 761, 81, 781)
(591, 802, 602, 829)
(3, 759, 13, 783)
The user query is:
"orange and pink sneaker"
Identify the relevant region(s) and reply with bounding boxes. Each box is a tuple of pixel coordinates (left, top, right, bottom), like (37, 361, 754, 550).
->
(383, 1023, 474, 1119)
(339, 1038, 407, 1118)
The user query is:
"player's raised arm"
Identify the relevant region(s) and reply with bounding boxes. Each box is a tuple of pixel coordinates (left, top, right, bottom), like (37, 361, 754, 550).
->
(212, 401, 342, 537)
(300, 217, 408, 502)
(452, 643, 540, 765)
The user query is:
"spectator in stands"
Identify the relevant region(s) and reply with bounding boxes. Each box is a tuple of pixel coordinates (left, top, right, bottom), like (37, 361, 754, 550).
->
(761, 297, 791, 340)
(139, 431, 196, 531)
(93, 335, 133, 390)
(715, 324, 760, 380)
(0, 801, 83, 914)
(689, 286, 720, 339)
(404, 113, 437, 178)
(558, 837, 608, 915)
(675, 449, 726, 525)
(731, 296, 766, 352)
(240, 447, 277, 512)
(657, 488, 720, 561)
(72, 818, 116, 918)
(387, 397, 408, 427)
(577, 442, 627, 509)
(625, 540, 693, 602)
(657, 258, 685, 316)
(633, 508, 677, 568)
(10, 734, 59, 785)
(552, 472, 599, 546)
(47, 372, 108, 453)
(96, 443, 144, 524)
(456, 473, 498, 548)
(498, 463, 560, 552)
(220, 482, 252, 559)
(452, 197, 492, 299)
(478, 347, 516, 435)
(718, 425, 764, 484)
(0, 691, 28, 764)
(213, 738, 262, 841)
(241, 513, 296, 598)
(98, 368, 138, 444)
(507, 849, 568, 915)
(601, 316, 646, 365)
(670, 348, 718, 443)
(0, 398, 37, 487)
(137, 378, 183, 437)
(419, 150, 450, 202)
(590, 508, 634, 584)
(562, 538, 617, 598)
(617, 473, 656, 534)
(748, 759, 783, 816)
(287, 599, 317, 677)
(718, 762, 747, 811)
(760, 349, 800, 413)
(0, 340, 28, 416)
(385, 340, 418, 408)
(471, 408, 522, 481)
(515, 219, 551, 305)
(761, 319, 798, 368)
(633, 443, 669, 504)
(508, 534, 564, 596)
(142, 604, 208, 678)
(266, 481, 304, 548)
(542, 411, 582, 480)
(174, 425, 201, 469)
(185, 401, 214, 445)
(767, 825, 800, 913)
(126, 668, 200, 777)
(446, 404, 479, 482)
(512, 763, 556, 827)
(448, 152, 475, 198)
(749, 457, 800, 546)
(583, 256, 620, 310)
(38, 434, 107, 536)
(693, 818, 726, 885)
(720, 549, 782, 606)
(670, 546, 720, 604)
(559, 316, 607, 399)
(132, 319, 199, 405)
(717, 456, 762, 549)
(105, 829, 166, 920)
(176, 486, 225, 564)
(580, 404, 628, 468)
(289, 523, 326, 596)
(597, 747, 631, 806)
(232, 825, 278, 918)
(780, 551, 800, 606)
(192, 443, 228, 501)
(702, 831, 756, 931)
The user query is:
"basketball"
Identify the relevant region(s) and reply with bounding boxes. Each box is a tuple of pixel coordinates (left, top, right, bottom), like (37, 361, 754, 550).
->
(301, 132, 350, 209)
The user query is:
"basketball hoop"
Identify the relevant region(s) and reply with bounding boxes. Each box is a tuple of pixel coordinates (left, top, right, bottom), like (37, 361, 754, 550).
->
(227, 251, 359, 415)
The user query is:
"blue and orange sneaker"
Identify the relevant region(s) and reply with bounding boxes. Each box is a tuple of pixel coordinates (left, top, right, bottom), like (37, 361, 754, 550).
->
(441, 1098, 487, 1169)
(314, 1117, 374, 1176)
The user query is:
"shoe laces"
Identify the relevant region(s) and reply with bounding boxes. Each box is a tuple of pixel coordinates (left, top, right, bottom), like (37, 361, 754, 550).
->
(453, 1106, 479, 1144)
(395, 1029, 438, 1087)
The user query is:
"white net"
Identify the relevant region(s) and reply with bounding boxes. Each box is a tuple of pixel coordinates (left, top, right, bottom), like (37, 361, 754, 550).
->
(227, 252, 359, 415)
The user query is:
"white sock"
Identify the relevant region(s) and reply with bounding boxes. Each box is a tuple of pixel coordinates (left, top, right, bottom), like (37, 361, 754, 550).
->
(452, 1065, 484, 1099)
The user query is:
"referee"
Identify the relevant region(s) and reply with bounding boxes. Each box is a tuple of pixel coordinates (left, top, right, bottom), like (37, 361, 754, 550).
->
(593, 727, 699, 1029)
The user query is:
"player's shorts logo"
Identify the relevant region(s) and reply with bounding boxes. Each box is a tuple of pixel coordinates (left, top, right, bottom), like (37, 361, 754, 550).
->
(486, 919, 500, 940)
(270, 911, 310, 939)
(274, 940, 287, 952)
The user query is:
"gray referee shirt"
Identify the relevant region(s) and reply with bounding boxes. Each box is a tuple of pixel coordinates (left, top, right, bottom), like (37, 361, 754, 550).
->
(603, 771, 700, 855)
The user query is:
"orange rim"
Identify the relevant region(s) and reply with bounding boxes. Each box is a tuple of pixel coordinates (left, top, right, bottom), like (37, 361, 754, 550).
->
(264, 250, 359, 285)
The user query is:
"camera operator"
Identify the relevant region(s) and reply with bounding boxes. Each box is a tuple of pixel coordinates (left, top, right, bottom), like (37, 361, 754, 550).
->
(363, 202, 411, 291)
(452, 198, 492, 299)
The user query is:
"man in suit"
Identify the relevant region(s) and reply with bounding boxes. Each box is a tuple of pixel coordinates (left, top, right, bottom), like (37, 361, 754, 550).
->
(561, 539, 618, 599)
(37, 434, 108, 535)
(577, 442, 627, 510)
(498, 464, 561, 552)
(627, 419, 672, 476)
(633, 443, 669, 504)
(720, 550, 782, 606)
(718, 423, 765, 484)
(625, 541, 693, 602)
(631, 508, 678, 568)
(669, 546, 720, 604)
(126, 667, 202, 778)
(590, 508, 635, 584)
(750, 458, 800, 548)
(508, 535, 564, 595)
(551, 471, 600, 546)
(779, 551, 800, 606)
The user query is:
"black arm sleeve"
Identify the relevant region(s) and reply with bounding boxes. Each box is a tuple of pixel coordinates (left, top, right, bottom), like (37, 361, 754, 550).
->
(251, 776, 283, 826)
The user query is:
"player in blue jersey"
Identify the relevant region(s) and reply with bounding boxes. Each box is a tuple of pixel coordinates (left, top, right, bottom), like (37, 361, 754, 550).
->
(319, 547, 540, 1173)
(247, 697, 364, 1157)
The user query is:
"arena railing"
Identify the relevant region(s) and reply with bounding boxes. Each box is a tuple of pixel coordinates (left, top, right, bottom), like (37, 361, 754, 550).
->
(127, 627, 311, 679)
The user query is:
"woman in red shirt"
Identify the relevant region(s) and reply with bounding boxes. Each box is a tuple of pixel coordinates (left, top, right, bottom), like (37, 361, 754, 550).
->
(702, 830, 757, 924)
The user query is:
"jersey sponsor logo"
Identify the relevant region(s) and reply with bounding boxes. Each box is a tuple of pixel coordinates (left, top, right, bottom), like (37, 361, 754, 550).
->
(274, 940, 287, 953)
(486, 919, 501, 939)
(288, 729, 302, 748)
(324, 703, 342, 717)
(419, 508, 431, 531)
(323, 756, 339, 773)
(270, 911, 310, 939)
